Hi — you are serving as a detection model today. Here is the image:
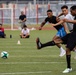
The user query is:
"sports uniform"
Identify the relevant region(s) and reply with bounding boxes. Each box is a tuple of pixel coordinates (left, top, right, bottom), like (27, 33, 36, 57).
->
(21, 28, 30, 35)
(20, 27, 30, 38)
(0, 24, 6, 38)
(45, 16, 66, 37)
(64, 14, 74, 32)
(61, 16, 76, 50)
(19, 14, 26, 29)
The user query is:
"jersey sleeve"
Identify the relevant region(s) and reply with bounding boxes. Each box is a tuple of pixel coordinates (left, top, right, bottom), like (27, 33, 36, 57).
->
(24, 15, 26, 18)
(19, 15, 21, 19)
(45, 17, 48, 23)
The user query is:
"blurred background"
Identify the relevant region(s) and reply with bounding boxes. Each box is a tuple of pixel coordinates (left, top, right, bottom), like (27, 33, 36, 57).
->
(0, 0, 75, 29)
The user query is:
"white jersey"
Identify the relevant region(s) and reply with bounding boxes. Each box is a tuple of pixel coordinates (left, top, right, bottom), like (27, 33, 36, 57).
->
(21, 28, 30, 35)
(64, 13, 74, 31)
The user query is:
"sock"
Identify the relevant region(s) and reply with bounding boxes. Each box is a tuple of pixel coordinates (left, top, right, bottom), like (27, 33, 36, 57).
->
(60, 47, 64, 51)
(66, 55, 71, 68)
(41, 41, 55, 48)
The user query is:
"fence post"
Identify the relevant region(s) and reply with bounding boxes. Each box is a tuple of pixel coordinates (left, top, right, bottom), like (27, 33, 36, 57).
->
(1, 4, 3, 24)
(25, 6, 27, 15)
(13, 4, 15, 26)
(36, 4, 38, 25)
(48, 3, 50, 10)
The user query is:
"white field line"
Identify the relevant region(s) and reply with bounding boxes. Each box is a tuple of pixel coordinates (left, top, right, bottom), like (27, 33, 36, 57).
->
(0, 62, 67, 65)
(0, 61, 76, 65)
(0, 71, 51, 75)
(0, 46, 52, 48)
(9, 55, 57, 58)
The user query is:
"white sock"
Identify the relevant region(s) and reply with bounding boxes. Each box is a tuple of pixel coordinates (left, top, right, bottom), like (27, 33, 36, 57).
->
(60, 47, 64, 51)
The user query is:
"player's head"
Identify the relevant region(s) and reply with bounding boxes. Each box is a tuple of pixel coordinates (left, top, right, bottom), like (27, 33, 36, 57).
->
(70, 5, 76, 16)
(21, 11, 24, 15)
(0, 23, 2, 28)
(47, 9, 53, 17)
(23, 25, 27, 30)
(61, 5, 68, 16)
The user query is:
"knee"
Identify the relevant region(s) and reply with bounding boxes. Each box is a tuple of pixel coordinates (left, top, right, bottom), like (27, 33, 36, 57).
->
(66, 48, 71, 55)
(26, 35, 30, 38)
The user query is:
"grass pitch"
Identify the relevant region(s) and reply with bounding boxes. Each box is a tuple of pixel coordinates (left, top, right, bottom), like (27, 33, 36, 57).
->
(0, 29, 76, 75)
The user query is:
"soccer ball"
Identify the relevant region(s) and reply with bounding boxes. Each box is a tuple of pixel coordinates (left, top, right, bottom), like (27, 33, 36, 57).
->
(1, 51, 9, 58)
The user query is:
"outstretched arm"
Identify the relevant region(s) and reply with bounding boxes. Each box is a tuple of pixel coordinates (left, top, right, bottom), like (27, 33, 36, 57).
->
(39, 21, 46, 30)
(62, 23, 69, 33)
(57, 12, 63, 17)
(63, 19, 76, 24)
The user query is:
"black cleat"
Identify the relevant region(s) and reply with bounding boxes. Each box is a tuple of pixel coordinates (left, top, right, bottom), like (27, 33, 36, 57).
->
(36, 37, 42, 49)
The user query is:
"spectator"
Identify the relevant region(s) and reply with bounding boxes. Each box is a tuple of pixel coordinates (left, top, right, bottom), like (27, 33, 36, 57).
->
(19, 11, 26, 29)
(20, 25, 30, 38)
(0, 23, 6, 38)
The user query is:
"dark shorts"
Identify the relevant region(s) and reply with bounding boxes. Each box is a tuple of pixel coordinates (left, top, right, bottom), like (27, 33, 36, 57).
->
(61, 32, 76, 51)
(0, 32, 6, 38)
(20, 35, 30, 38)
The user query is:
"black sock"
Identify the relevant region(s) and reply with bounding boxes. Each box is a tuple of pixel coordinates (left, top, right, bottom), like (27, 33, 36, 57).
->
(66, 55, 71, 68)
(41, 41, 55, 48)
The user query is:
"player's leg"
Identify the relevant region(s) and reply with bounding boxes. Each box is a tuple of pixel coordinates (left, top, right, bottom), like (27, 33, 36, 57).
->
(53, 35, 66, 57)
(20, 33, 22, 38)
(21, 22, 25, 29)
(63, 48, 72, 73)
(63, 32, 76, 73)
(0, 32, 5, 38)
(25, 35, 30, 38)
(36, 37, 56, 49)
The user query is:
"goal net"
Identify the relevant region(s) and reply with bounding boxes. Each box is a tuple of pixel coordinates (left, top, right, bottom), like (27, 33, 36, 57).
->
(0, 8, 14, 30)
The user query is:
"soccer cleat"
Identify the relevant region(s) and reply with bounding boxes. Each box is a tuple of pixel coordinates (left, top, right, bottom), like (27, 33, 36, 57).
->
(36, 37, 42, 49)
(63, 68, 72, 73)
(59, 49, 66, 57)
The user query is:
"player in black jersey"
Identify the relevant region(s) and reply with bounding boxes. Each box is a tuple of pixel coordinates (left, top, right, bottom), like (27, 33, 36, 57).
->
(53, 5, 76, 74)
(37, 9, 67, 57)
(61, 5, 76, 73)
(37, 5, 76, 73)
(19, 11, 26, 29)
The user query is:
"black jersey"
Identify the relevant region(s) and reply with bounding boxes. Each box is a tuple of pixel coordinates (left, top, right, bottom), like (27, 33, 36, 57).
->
(45, 16, 63, 31)
(73, 16, 76, 32)
(19, 15, 26, 20)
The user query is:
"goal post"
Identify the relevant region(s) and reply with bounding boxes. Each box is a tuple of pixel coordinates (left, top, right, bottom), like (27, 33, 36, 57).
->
(0, 8, 14, 30)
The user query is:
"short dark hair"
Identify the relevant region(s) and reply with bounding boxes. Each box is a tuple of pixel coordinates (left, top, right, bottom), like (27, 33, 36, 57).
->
(70, 5, 76, 10)
(47, 9, 52, 12)
(0, 23, 2, 26)
(61, 5, 68, 9)
(23, 25, 27, 28)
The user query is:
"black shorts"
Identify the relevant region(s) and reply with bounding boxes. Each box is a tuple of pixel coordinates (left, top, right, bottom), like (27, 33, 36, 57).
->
(61, 32, 76, 51)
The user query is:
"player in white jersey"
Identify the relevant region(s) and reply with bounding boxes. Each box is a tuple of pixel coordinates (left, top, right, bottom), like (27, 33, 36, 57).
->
(51, 5, 76, 52)
(58, 5, 74, 32)
(20, 25, 30, 38)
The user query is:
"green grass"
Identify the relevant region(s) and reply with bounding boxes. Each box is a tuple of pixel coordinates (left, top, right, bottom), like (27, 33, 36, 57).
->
(0, 29, 76, 75)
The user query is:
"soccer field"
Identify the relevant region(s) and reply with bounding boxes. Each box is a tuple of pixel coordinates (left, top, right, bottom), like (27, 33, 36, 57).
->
(0, 29, 76, 75)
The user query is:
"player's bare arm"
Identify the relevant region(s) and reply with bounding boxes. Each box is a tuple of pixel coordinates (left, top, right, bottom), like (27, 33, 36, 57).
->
(50, 17, 64, 26)
(57, 12, 63, 17)
(63, 19, 76, 24)
(39, 21, 46, 30)
(62, 23, 69, 33)
(22, 18, 26, 22)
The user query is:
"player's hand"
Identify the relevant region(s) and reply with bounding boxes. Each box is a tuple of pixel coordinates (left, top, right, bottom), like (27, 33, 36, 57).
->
(63, 19, 69, 22)
(50, 23, 56, 26)
(39, 27, 42, 30)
